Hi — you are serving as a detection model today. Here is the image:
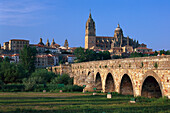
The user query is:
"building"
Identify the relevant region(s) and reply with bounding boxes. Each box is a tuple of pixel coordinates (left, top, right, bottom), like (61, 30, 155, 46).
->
(85, 12, 146, 55)
(3, 42, 9, 50)
(9, 39, 29, 51)
(35, 54, 59, 68)
(3, 39, 29, 51)
(134, 43, 152, 53)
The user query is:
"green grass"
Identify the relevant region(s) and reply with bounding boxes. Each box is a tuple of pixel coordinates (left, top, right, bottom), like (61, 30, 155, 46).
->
(0, 92, 169, 113)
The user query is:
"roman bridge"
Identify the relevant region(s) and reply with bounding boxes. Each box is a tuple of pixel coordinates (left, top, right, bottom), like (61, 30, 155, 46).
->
(70, 55, 170, 98)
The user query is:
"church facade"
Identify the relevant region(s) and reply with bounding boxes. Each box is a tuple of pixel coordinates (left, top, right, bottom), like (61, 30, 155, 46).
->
(85, 12, 143, 55)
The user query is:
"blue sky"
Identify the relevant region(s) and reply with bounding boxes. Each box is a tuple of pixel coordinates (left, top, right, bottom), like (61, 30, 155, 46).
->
(0, 0, 170, 50)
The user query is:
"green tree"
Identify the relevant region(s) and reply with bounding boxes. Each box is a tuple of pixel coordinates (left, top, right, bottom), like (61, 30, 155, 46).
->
(74, 47, 86, 62)
(130, 52, 143, 58)
(85, 49, 96, 61)
(102, 51, 111, 60)
(30, 69, 56, 83)
(0, 61, 26, 83)
(165, 50, 170, 55)
(160, 49, 166, 55)
(20, 45, 37, 74)
(154, 50, 158, 56)
(0, 79, 4, 89)
(51, 74, 73, 85)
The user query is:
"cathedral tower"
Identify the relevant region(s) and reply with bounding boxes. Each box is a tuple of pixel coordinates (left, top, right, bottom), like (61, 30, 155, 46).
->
(85, 12, 96, 49)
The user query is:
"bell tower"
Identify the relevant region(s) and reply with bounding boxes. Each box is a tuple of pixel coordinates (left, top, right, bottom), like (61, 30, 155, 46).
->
(85, 12, 96, 49)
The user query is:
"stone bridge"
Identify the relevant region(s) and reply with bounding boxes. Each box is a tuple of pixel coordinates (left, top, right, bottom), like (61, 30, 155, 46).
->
(71, 55, 170, 98)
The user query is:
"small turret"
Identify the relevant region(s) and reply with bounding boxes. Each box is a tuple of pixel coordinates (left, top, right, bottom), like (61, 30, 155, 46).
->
(38, 38, 44, 45)
(64, 39, 69, 48)
(51, 38, 55, 47)
(127, 36, 129, 46)
(46, 39, 50, 47)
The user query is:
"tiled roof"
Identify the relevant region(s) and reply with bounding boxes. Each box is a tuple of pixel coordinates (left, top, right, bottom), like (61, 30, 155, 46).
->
(96, 36, 114, 39)
(136, 47, 151, 50)
(10, 39, 29, 41)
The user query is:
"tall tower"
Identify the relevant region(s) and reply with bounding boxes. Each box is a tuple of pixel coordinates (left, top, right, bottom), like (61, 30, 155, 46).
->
(85, 12, 96, 49)
(114, 24, 124, 47)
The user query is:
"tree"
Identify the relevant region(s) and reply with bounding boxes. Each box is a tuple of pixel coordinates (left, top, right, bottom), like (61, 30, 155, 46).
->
(51, 74, 73, 85)
(0, 61, 27, 83)
(102, 51, 111, 60)
(85, 49, 96, 61)
(74, 47, 86, 62)
(130, 52, 143, 58)
(20, 45, 37, 74)
(30, 69, 56, 83)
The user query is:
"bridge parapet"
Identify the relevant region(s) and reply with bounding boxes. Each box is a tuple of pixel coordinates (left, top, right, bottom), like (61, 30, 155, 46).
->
(71, 55, 170, 71)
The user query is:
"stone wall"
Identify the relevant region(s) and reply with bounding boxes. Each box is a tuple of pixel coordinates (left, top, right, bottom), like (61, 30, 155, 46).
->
(71, 55, 170, 98)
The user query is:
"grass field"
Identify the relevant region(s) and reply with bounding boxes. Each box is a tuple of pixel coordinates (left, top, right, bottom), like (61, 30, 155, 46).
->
(0, 92, 170, 113)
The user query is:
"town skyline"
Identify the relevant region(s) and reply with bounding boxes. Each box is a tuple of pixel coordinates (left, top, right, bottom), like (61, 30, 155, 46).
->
(0, 0, 170, 50)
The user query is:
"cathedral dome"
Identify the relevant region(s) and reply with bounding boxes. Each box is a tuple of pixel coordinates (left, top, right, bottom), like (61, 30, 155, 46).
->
(115, 24, 122, 31)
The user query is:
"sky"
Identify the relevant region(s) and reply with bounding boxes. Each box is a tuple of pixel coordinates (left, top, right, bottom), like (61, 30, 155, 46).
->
(0, 0, 170, 51)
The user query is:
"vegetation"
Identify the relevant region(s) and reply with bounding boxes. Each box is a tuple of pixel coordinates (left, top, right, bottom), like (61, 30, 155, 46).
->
(130, 50, 170, 58)
(20, 45, 37, 74)
(0, 61, 27, 84)
(50, 74, 73, 85)
(154, 62, 158, 69)
(74, 47, 111, 62)
(0, 92, 169, 113)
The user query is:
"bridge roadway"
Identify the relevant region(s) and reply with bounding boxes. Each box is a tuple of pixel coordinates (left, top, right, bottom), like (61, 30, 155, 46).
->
(71, 55, 170, 98)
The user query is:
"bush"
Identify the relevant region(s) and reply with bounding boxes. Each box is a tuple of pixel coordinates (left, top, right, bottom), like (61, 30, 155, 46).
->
(62, 85, 83, 92)
(50, 74, 73, 85)
(23, 69, 57, 91)
(22, 77, 36, 91)
(31, 69, 56, 83)
(0, 80, 4, 89)
(0, 84, 24, 92)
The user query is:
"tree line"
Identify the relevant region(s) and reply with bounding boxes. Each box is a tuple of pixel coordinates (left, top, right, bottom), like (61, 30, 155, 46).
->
(74, 47, 111, 63)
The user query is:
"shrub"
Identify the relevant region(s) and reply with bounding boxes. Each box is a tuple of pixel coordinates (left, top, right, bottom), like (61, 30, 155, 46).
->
(154, 62, 158, 69)
(22, 77, 36, 91)
(62, 85, 83, 92)
(1, 84, 24, 92)
(0, 80, 4, 89)
(50, 74, 73, 85)
(31, 69, 56, 83)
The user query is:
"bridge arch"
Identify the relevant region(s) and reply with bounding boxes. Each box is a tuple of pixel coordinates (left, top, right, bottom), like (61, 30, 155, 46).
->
(140, 70, 163, 98)
(105, 73, 115, 92)
(120, 74, 134, 96)
(95, 72, 102, 91)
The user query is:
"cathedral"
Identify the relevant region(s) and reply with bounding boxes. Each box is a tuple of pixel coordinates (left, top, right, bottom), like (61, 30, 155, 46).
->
(85, 12, 142, 55)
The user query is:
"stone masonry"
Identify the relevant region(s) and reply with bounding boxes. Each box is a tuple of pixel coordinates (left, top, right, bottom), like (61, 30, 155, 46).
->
(50, 55, 170, 98)
(71, 55, 170, 98)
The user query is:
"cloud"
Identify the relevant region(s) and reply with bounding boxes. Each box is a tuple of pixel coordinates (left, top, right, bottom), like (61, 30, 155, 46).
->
(0, 0, 45, 26)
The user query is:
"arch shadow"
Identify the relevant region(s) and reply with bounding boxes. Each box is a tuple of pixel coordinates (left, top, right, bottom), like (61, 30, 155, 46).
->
(95, 72, 102, 91)
(140, 71, 163, 98)
(105, 73, 115, 92)
(119, 74, 134, 96)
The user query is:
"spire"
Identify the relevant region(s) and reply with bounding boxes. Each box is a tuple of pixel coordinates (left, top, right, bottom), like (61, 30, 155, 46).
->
(46, 39, 50, 47)
(127, 36, 129, 46)
(51, 38, 55, 46)
(64, 39, 69, 49)
(117, 23, 120, 28)
(89, 9, 92, 18)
